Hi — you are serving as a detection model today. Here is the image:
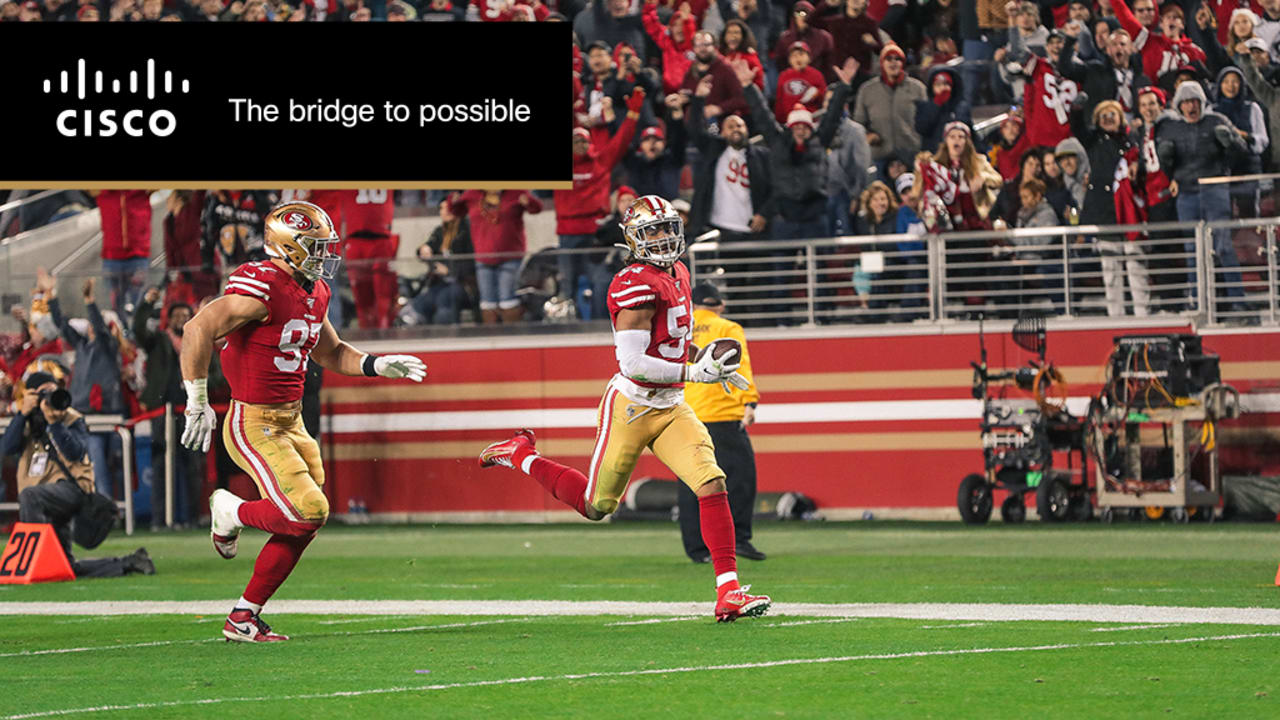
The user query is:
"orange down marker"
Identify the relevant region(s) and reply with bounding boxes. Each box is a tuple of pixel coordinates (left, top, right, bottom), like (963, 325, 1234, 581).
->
(0, 523, 75, 584)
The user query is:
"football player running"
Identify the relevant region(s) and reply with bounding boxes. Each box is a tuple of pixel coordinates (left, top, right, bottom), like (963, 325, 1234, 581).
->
(479, 196, 771, 622)
(180, 201, 425, 642)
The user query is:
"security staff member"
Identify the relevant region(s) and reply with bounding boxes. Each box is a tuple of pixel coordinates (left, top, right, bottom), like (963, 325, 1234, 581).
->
(678, 284, 765, 563)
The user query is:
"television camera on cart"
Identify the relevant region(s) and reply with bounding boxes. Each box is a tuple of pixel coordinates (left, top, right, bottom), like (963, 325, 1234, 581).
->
(957, 315, 1094, 524)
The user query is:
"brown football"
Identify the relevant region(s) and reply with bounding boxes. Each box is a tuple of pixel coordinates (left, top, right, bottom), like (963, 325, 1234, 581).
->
(695, 337, 741, 365)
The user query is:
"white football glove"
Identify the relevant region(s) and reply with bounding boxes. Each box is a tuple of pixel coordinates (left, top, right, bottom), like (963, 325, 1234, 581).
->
(686, 348, 749, 391)
(181, 378, 217, 453)
(373, 354, 427, 382)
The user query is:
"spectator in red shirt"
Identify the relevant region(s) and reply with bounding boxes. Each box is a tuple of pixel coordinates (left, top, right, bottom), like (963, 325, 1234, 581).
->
(775, 41, 826, 122)
(642, 0, 696, 95)
(555, 88, 644, 302)
(449, 190, 544, 324)
(94, 190, 152, 321)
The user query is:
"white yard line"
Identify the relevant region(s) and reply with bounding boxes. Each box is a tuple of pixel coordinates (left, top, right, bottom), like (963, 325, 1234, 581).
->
(6, 632, 1278, 720)
(4, 600, 1280, 626)
(920, 623, 990, 629)
(1089, 623, 1182, 633)
(604, 616, 702, 626)
(0, 618, 534, 659)
(764, 619, 859, 628)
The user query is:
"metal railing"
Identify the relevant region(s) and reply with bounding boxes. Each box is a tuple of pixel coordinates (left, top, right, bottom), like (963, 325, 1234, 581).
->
(685, 219, 1279, 327)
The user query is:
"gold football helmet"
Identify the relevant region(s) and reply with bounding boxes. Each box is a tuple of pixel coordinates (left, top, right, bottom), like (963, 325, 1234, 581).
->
(263, 201, 341, 281)
(618, 195, 684, 267)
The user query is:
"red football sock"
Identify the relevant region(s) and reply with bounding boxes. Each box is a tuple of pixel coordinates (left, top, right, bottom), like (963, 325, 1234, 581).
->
(698, 491, 740, 593)
(518, 450, 589, 518)
(242, 532, 316, 607)
(238, 499, 324, 537)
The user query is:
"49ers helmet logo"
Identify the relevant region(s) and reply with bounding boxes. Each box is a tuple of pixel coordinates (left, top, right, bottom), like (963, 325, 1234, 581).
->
(281, 211, 314, 231)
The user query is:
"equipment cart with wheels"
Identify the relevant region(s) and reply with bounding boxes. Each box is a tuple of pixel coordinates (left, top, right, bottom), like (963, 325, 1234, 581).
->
(1089, 335, 1239, 524)
(957, 314, 1094, 525)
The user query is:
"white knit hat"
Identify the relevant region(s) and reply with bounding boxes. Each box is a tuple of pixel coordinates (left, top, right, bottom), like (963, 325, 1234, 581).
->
(786, 105, 816, 129)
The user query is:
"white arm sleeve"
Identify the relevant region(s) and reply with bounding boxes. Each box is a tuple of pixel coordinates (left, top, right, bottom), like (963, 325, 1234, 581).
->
(614, 329, 686, 384)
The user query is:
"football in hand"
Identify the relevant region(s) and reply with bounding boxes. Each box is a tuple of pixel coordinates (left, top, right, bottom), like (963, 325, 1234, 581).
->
(695, 337, 741, 366)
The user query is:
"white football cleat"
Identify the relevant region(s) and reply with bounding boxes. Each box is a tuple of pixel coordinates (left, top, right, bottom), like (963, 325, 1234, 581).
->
(209, 489, 244, 560)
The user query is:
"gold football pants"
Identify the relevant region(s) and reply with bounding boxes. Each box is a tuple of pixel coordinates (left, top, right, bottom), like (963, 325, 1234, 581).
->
(585, 384, 724, 515)
(223, 400, 329, 523)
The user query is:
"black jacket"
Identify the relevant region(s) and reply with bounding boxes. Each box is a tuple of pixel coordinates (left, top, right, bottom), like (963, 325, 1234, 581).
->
(1058, 35, 1149, 126)
(132, 298, 182, 411)
(622, 110, 688, 200)
(688, 97, 774, 235)
(1071, 107, 1133, 226)
(1156, 111, 1249, 190)
(745, 83, 844, 222)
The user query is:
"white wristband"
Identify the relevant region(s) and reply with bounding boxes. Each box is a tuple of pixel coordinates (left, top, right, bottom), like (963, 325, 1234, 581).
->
(184, 378, 208, 407)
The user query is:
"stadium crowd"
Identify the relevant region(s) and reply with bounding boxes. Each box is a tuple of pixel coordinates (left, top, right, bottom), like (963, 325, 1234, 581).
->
(3, 0, 1276, 520)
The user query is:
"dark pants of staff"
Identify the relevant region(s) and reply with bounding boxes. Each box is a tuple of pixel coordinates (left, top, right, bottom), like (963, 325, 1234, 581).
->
(678, 420, 757, 558)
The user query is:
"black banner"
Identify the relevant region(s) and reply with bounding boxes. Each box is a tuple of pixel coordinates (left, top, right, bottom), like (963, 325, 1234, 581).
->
(3, 23, 572, 188)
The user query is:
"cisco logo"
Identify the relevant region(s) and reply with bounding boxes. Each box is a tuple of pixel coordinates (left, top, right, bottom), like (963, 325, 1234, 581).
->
(46, 59, 189, 138)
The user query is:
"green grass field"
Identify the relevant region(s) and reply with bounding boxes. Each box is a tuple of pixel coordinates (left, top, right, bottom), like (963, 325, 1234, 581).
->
(4, 522, 1280, 719)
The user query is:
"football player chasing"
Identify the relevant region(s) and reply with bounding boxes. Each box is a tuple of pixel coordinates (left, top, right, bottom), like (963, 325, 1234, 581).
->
(480, 195, 772, 622)
(179, 201, 426, 642)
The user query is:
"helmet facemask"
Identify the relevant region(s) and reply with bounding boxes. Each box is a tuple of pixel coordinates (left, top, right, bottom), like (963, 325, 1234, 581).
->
(624, 216, 685, 267)
(297, 234, 341, 281)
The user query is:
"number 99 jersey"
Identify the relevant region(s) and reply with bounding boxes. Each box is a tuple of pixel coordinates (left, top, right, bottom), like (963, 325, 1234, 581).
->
(220, 261, 332, 404)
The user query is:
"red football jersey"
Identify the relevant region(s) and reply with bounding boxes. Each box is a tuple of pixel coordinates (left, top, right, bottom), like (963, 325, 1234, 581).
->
(342, 190, 394, 237)
(1022, 55, 1077, 149)
(607, 261, 693, 389)
(220, 261, 332, 404)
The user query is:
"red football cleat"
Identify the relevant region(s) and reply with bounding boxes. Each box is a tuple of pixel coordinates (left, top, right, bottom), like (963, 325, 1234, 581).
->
(478, 429, 537, 469)
(715, 585, 772, 623)
(223, 609, 290, 642)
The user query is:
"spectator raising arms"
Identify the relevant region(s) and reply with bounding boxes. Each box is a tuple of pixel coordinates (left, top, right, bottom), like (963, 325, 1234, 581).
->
(449, 190, 544, 324)
(1007, 12, 1078, 149)
(1112, 0, 1208, 87)
(642, 0, 696, 95)
(556, 88, 643, 304)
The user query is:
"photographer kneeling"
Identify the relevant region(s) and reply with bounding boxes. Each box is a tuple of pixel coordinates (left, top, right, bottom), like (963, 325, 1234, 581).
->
(2, 373, 154, 578)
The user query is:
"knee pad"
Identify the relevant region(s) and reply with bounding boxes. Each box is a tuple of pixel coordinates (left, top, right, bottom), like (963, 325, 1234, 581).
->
(296, 488, 329, 525)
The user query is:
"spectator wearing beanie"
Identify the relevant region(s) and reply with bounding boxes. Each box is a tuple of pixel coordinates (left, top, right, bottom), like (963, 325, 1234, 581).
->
(1159, 79, 1248, 310)
(852, 44, 926, 168)
(624, 116, 687, 201)
(774, 41, 827, 123)
(915, 67, 971, 155)
(743, 52, 846, 241)
(1053, 138, 1089, 208)
(774, 1, 835, 84)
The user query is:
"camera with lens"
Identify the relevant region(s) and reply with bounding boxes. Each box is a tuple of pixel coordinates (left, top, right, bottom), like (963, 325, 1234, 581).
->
(37, 387, 72, 412)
